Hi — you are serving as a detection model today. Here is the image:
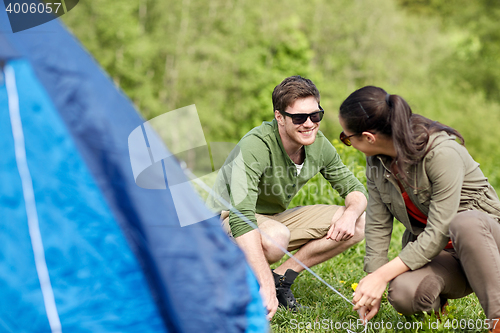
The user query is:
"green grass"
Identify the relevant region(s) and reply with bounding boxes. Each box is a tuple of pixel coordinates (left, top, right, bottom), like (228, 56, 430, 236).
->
(193, 139, 488, 333)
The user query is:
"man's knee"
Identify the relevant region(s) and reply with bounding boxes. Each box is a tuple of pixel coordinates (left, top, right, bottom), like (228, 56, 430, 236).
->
(388, 274, 444, 315)
(344, 212, 365, 245)
(352, 212, 365, 243)
(260, 221, 291, 263)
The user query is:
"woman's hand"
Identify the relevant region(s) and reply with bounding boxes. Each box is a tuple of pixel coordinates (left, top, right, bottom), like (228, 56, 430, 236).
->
(352, 272, 387, 312)
(356, 299, 382, 324)
(352, 257, 410, 322)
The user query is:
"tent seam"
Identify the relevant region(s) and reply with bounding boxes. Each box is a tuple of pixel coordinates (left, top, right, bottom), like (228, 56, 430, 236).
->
(5, 63, 63, 333)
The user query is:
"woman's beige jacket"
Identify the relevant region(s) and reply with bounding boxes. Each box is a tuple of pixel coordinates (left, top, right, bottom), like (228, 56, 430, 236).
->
(364, 132, 500, 273)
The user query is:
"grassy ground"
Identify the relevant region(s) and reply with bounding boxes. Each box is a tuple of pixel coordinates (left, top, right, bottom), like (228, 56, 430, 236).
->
(193, 140, 489, 333)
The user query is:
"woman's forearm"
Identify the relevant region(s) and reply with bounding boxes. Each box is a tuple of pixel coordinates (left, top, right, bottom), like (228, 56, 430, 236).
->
(374, 256, 410, 283)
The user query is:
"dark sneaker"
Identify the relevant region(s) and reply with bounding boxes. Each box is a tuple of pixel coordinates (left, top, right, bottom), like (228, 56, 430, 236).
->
(273, 269, 307, 311)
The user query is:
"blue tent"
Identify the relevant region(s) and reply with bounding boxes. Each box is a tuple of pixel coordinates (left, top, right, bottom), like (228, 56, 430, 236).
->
(0, 9, 267, 333)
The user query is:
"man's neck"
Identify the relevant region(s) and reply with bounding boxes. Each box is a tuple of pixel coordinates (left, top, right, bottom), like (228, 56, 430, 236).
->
(289, 147, 305, 165)
(278, 126, 305, 164)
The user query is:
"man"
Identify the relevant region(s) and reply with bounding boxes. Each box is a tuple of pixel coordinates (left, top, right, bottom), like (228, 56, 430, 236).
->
(206, 76, 367, 319)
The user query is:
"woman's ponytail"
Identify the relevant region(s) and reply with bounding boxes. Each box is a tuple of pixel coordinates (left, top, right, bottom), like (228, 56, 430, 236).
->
(388, 94, 421, 174)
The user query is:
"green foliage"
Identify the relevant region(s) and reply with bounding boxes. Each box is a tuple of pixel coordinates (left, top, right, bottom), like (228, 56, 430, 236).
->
(62, 0, 500, 192)
(396, 0, 500, 102)
(390, 1, 500, 173)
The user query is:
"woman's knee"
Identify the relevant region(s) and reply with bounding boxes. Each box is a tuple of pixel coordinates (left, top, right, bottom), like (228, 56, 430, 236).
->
(449, 210, 490, 245)
(449, 210, 488, 233)
(388, 273, 444, 315)
(388, 275, 415, 315)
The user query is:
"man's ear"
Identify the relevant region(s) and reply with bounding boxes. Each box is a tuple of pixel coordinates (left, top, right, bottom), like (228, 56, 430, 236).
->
(275, 110, 285, 126)
(364, 131, 376, 144)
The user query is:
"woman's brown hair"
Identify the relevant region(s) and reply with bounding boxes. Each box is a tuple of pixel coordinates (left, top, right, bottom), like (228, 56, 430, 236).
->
(339, 86, 464, 176)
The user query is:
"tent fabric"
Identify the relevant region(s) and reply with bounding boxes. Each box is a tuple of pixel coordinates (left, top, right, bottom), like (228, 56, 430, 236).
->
(0, 9, 267, 333)
(1, 58, 165, 332)
(0, 33, 19, 60)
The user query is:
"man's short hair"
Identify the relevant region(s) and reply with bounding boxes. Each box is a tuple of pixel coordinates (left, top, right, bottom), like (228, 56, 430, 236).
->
(272, 76, 320, 112)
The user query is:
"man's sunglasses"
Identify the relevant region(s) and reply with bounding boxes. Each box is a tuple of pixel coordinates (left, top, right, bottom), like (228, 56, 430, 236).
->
(279, 107, 324, 125)
(339, 131, 358, 146)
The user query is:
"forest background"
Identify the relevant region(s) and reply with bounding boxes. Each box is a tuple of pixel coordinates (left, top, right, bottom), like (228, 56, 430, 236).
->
(63, 0, 500, 332)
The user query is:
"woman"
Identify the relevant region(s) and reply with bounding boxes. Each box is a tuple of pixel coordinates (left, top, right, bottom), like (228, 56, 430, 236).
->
(338, 86, 500, 332)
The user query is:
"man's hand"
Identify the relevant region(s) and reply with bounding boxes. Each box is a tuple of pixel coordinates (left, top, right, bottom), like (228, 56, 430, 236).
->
(326, 210, 356, 241)
(327, 191, 366, 241)
(260, 282, 279, 320)
(234, 229, 280, 320)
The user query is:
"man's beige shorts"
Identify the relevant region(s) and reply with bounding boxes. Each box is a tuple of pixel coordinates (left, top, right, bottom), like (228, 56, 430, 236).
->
(221, 204, 342, 250)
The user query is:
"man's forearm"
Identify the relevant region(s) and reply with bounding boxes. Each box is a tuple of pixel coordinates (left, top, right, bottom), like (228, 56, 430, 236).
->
(344, 191, 368, 219)
(235, 229, 275, 290)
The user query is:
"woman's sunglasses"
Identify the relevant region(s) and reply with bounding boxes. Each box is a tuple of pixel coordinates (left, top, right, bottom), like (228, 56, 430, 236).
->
(340, 131, 375, 146)
(279, 107, 324, 125)
(339, 131, 358, 146)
